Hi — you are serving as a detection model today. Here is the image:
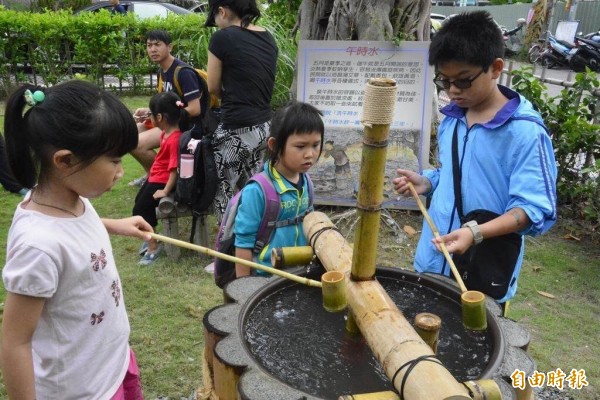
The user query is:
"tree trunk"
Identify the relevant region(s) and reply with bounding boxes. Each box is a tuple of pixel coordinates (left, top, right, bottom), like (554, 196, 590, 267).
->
(290, 0, 431, 98)
(524, 0, 549, 48)
(298, 0, 430, 42)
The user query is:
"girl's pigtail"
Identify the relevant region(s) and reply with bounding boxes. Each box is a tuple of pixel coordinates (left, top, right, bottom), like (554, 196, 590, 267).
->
(179, 109, 190, 133)
(4, 84, 40, 189)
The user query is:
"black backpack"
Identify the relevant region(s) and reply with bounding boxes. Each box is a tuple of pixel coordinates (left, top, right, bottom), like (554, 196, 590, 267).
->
(175, 131, 218, 242)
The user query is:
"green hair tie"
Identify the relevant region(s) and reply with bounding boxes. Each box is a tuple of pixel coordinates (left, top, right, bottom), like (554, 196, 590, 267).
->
(24, 89, 45, 106)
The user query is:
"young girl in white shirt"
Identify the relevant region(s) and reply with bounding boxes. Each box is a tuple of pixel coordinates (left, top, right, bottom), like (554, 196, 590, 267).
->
(1, 80, 152, 400)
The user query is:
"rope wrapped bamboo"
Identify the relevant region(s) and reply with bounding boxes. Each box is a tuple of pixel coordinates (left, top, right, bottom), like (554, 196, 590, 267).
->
(351, 78, 397, 281)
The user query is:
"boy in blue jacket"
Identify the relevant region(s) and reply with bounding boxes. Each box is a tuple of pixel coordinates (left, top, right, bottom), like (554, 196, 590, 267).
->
(393, 11, 557, 308)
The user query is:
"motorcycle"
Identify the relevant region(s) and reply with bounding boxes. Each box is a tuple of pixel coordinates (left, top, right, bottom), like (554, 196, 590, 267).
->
(503, 18, 526, 56)
(528, 31, 576, 69)
(569, 31, 600, 72)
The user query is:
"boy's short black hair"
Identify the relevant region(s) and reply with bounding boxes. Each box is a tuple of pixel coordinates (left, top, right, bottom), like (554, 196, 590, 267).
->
(429, 10, 504, 71)
(145, 29, 172, 45)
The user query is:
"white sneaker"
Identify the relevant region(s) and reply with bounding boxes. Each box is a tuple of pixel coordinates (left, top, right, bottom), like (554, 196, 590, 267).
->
(204, 262, 215, 273)
(128, 175, 147, 187)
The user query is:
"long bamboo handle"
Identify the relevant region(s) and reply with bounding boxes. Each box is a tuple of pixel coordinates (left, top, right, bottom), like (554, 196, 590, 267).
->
(407, 183, 468, 293)
(149, 233, 323, 288)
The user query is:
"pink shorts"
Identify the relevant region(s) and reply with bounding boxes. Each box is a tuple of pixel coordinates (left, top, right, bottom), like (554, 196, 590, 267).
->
(111, 348, 144, 400)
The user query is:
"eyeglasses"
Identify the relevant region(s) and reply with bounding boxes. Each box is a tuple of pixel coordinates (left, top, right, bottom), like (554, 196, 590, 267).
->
(433, 69, 485, 90)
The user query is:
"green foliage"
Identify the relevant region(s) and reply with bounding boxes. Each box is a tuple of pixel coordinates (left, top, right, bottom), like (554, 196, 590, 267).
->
(511, 66, 600, 223)
(0, 8, 295, 106)
(262, 0, 301, 34)
(31, 0, 91, 12)
(261, 15, 296, 108)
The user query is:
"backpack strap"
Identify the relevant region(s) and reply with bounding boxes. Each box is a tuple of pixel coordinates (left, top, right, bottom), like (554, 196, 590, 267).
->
(157, 67, 163, 93)
(251, 172, 281, 254)
(173, 64, 210, 124)
(252, 172, 314, 253)
(306, 173, 314, 210)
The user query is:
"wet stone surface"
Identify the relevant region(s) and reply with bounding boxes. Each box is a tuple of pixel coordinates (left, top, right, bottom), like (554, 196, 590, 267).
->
(244, 276, 493, 399)
(534, 386, 577, 400)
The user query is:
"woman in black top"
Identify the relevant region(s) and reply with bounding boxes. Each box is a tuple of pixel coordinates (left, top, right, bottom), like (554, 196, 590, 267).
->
(205, 0, 278, 222)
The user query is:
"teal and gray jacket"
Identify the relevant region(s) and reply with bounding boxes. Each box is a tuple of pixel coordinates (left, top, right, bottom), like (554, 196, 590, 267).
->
(234, 162, 312, 271)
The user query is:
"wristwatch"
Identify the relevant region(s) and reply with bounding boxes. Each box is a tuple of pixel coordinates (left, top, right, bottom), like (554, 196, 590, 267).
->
(462, 220, 483, 245)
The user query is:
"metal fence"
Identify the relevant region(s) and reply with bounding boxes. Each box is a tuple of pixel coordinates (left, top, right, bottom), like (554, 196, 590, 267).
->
(433, 1, 600, 36)
(501, 62, 600, 99)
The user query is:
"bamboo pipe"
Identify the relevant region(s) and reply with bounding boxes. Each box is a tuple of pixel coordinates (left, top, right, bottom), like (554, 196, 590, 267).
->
(148, 233, 322, 288)
(463, 379, 502, 400)
(271, 245, 314, 268)
(351, 77, 397, 281)
(406, 182, 468, 293)
(304, 212, 471, 400)
(321, 270, 347, 312)
(338, 391, 400, 400)
(414, 313, 442, 353)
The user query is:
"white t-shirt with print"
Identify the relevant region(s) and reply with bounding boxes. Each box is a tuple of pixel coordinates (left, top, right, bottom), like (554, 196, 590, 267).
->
(3, 197, 130, 400)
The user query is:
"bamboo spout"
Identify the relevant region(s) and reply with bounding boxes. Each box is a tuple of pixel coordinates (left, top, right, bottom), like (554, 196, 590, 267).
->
(304, 212, 471, 400)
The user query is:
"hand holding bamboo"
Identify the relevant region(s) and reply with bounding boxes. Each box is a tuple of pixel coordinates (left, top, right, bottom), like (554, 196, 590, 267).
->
(406, 182, 468, 293)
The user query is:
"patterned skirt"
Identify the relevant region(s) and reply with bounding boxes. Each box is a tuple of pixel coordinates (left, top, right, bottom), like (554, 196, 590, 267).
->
(212, 121, 270, 222)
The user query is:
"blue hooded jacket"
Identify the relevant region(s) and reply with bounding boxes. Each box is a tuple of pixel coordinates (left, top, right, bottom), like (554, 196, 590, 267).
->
(234, 162, 311, 270)
(418, 85, 557, 302)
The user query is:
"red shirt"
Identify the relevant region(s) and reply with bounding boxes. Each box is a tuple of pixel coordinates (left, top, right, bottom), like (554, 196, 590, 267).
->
(148, 130, 181, 184)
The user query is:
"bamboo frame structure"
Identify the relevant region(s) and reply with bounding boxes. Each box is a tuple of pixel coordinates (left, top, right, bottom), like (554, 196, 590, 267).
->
(149, 233, 322, 288)
(304, 212, 471, 399)
(300, 78, 470, 398)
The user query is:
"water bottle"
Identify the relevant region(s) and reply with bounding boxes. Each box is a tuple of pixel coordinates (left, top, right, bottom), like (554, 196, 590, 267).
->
(180, 154, 194, 178)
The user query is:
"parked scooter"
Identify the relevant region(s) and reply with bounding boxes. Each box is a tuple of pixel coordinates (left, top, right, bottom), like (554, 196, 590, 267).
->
(569, 31, 600, 72)
(528, 31, 576, 69)
(503, 18, 526, 56)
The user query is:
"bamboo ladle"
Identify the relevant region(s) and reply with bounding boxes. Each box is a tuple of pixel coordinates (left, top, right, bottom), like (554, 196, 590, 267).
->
(406, 182, 467, 292)
(149, 233, 322, 288)
(407, 182, 487, 330)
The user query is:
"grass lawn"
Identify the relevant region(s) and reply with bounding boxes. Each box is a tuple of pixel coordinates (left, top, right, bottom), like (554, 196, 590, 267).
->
(0, 95, 598, 399)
